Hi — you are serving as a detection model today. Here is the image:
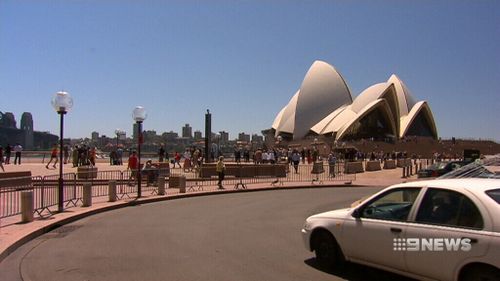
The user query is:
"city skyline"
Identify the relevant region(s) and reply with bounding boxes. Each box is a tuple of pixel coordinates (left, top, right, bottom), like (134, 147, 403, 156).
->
(1, 1, 499, 141)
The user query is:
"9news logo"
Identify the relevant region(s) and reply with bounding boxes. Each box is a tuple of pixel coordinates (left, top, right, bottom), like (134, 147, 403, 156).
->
(393, 238, 472, 252)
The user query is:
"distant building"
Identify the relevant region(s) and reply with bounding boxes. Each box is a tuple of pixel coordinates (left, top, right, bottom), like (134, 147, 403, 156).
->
(143, 130, 157, 142)
(91, 131, 99, 141)
(163, 131, 178, 141)
(251, 134, 264, 144)
(0, 112, 16, 128)
(0, 111, 56, 149)
(238, 132, 251, 143)
(219, 131, 229, 144)
(20, 112, 34, 149)
(272, 60, 437, 141)
(182, 124, 193, 138)
(194, 130, 202, 140)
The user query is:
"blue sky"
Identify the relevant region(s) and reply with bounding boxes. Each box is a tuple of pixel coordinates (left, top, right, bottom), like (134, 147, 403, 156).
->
(1, 0, 499, 141)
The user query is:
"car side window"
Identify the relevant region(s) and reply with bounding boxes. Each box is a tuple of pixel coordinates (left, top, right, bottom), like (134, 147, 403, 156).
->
(361, 188, 421, 221)
(415, 188, 484, 229)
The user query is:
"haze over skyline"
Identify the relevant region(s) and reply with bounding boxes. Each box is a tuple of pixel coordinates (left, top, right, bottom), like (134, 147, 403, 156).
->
(1, 1, 499, 141)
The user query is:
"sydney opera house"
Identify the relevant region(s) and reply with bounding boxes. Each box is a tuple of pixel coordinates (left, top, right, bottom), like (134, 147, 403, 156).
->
(271, 61, 438, 141)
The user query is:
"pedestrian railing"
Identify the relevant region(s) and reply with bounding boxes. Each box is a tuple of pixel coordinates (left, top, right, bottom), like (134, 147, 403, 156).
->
(0, 162, 356, 222)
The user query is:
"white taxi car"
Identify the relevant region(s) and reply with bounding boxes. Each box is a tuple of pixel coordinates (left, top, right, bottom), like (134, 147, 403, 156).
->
(302, 179, 500, 281)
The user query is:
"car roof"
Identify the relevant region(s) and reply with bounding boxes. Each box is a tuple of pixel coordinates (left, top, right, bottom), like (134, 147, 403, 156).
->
(394, 178, 500, 193)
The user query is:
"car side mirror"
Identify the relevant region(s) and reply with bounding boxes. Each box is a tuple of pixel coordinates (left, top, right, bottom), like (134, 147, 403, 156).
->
(352, 208, 361, 219)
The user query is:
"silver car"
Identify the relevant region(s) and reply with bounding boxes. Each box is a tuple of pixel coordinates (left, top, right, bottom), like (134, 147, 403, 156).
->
(302, 179, 500, 281)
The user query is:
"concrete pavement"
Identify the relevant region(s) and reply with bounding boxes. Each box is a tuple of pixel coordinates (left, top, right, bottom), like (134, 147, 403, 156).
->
(0, 161, 420, 263)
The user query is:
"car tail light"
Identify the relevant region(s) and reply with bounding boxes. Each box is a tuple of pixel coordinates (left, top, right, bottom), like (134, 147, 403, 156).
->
(431, 171, 438, 177)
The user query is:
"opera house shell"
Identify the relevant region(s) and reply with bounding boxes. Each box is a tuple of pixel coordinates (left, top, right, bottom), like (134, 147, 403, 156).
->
(272, 60, 438, 141)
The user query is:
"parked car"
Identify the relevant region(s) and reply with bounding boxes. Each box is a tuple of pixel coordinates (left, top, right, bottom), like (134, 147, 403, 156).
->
(418, 161, 465, 178)
(302, 178, 500, 281)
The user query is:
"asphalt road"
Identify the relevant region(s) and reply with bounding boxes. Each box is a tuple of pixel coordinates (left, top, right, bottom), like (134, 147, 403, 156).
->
(0, 187, 416, 281)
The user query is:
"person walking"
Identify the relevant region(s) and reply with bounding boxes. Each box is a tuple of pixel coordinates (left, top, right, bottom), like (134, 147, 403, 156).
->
(0, 146, 5, 172)
(14, 143, 22, 165)
(216, 156, 225, 189)
(46, 144, 59, 169)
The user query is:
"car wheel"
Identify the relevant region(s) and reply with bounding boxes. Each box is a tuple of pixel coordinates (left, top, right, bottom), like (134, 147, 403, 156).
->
(461, 264, 500, 281)
(312, 230, 344, 268)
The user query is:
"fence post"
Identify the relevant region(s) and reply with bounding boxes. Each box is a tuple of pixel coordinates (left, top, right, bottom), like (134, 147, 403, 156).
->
(21, 191, 34, 223)
(109, 180, 117, 202)
(402, 166, 406, 178)
(158, 177, 165, 195)
(83, 183, 92, 207)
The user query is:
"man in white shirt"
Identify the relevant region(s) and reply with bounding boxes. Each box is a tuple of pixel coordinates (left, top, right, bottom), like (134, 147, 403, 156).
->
(14, 143, 23, 165)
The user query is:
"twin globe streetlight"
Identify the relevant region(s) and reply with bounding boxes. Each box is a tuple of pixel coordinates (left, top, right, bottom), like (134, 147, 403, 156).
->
(51, 91, 146, 208)
(51, 91, 73, 213)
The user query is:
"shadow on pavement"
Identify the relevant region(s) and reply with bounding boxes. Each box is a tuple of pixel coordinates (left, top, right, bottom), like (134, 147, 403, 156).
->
(304, 258, 417, 281)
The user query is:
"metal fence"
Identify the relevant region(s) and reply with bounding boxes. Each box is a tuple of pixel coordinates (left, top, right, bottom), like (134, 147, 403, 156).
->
(0, 162, 356, 220)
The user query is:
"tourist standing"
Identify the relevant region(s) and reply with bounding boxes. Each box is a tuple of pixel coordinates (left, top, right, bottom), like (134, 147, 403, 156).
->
(174, 152, 182, 168)
(72, 145, 79, 167)
(117, 147, 123, 165)
(14, 143, 22, 165)
(89, 147, 96, 166)
(183, 149, 192, 171)
(291, 150, 300, 174)
(254, 149, 262, 164)
(63, 145, 70, 164)
(328, 153, 337, 177)
(158, 145, 165, 162)
(216, 156, 225, 189)
(127, 151, 139, 181)
(4, 144, 11, 164)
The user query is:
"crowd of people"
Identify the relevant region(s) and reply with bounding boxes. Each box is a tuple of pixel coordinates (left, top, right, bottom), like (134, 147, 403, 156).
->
(0, 143, 23, 172)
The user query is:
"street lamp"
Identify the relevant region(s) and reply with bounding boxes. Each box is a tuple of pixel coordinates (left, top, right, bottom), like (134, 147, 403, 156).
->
(51, 91, 73, 213)
(132, 106, 147, 198)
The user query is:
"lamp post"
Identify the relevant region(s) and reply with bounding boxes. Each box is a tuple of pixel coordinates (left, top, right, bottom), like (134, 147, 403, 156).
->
(52, 91, 73, 213)
(205, 109, 211, 163)
(132, 106, 147, 198)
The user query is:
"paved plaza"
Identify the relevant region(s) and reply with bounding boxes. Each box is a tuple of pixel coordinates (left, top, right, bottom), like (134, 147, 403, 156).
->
(0, 160, 420, 265)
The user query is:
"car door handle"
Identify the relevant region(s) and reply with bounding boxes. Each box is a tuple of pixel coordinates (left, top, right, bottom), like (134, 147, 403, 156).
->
(390, 227, 402, 233)
(461, 237, 478, 244)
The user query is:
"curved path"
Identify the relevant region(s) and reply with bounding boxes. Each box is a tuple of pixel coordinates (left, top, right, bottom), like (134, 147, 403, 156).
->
(0, 187, 415, 281)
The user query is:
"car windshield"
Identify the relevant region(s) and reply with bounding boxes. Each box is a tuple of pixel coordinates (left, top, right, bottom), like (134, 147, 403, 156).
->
(486, 189, 500, 204)
(439, 155, 500, 179)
